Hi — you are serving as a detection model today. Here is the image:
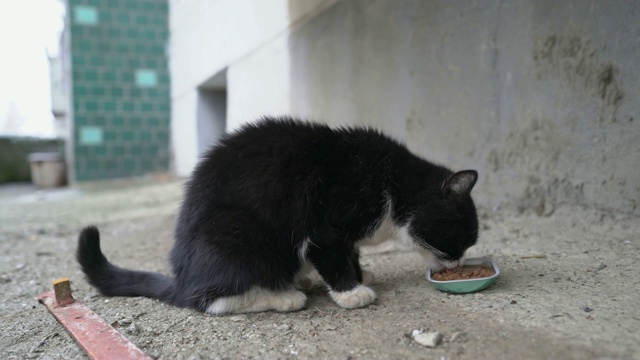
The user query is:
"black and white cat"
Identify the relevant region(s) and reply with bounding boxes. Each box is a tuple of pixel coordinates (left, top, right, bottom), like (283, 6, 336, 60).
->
(77, 117, 479, 315)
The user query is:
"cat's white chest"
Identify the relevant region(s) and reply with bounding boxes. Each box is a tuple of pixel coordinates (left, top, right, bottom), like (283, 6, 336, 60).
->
(358, 206, 413, 246)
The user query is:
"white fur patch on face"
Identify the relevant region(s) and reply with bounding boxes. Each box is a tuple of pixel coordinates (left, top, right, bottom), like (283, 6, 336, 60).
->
(416, 248, 465, 271)
(205, 287, 307, 315)
(439, 259, 461, 269)
(329, 285, 376, 309)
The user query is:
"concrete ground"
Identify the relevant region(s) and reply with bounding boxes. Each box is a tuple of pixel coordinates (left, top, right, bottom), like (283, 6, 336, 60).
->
(1, 179, 638, 359)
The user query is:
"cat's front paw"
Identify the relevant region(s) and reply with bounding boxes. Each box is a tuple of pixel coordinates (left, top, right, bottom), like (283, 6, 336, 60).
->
(330, 285, 377, 309)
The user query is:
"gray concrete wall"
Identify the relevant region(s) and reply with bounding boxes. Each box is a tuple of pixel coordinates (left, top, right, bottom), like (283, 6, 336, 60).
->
(289, 0, 640, 215)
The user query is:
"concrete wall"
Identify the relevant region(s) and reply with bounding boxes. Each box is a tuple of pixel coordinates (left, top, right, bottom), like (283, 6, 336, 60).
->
(288, 0, 639, 215)
(169, 0, 337, 175)
(170, 0, 639, 215)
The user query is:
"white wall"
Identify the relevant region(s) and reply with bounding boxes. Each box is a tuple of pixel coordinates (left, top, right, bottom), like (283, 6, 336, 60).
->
(170, 89, 198, 176)
(169, 0, 337, 176)
(226, 35, 291, 132)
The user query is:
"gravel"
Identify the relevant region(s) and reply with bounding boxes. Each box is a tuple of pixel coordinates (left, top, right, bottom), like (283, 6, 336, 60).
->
(1, 179, 639, 359)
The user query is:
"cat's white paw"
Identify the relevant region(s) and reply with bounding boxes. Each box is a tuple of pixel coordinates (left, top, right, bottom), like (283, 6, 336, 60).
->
(273, 289, 307, 312)
(362, 270, 375, 285)
(330, 285, 377, 309)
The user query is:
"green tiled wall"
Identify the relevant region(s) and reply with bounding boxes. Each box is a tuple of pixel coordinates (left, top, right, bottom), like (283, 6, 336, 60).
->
(69, 0, 170, 181)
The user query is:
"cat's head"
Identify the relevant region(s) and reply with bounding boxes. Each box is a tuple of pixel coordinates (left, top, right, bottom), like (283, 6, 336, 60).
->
(411, 170, 479, 270)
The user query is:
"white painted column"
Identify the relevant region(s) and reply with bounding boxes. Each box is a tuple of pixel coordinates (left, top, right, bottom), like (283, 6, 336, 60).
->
(171, 89, 199, 177)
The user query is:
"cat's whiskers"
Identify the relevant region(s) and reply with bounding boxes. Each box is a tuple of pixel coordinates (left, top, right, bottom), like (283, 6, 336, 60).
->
(412, 238, 446, 258)
(424, 244, 445, 257)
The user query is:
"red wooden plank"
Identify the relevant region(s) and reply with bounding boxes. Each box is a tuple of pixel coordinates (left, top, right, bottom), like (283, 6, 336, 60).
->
(38, 290, 153, 360)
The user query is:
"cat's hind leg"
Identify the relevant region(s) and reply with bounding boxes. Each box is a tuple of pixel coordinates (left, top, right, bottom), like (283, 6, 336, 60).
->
(188, 207, 307, 315)
(205, 287, 307, 315)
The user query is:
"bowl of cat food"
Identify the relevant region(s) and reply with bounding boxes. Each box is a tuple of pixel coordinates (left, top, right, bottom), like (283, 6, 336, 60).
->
(426, 257, 499, 294)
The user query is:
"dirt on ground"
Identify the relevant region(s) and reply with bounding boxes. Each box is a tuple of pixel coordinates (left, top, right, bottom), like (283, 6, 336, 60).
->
(1, 179, 638, 359)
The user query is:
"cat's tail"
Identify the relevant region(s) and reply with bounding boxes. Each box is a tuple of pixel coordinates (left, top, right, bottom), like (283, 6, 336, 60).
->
(76, 226, 178, 305)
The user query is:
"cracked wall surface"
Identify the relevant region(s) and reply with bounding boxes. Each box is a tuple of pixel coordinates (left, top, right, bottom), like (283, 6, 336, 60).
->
(288, 0, 639, 215)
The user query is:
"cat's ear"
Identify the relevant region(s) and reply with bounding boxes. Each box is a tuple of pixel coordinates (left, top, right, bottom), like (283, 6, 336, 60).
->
(441, 170, 478, 200)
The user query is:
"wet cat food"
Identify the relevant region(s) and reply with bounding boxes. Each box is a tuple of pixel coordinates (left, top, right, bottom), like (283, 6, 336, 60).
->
(432, 265, 495, 281)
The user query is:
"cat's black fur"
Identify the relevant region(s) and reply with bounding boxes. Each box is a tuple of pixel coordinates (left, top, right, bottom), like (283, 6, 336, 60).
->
(77, 117, 479, 312)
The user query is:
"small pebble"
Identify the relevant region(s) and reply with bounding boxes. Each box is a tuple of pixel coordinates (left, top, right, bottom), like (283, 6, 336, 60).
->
(126, 322, 142, 335)
(597, 264, 607, 271)
(583, 306, 593, 313)
(323, 324, 338, 331)
(510, 300, 517, 305)
(413, 331, 442, 348)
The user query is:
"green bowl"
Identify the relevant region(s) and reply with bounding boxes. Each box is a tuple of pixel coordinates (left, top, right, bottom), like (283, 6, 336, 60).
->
(426, 257, 500, 294)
